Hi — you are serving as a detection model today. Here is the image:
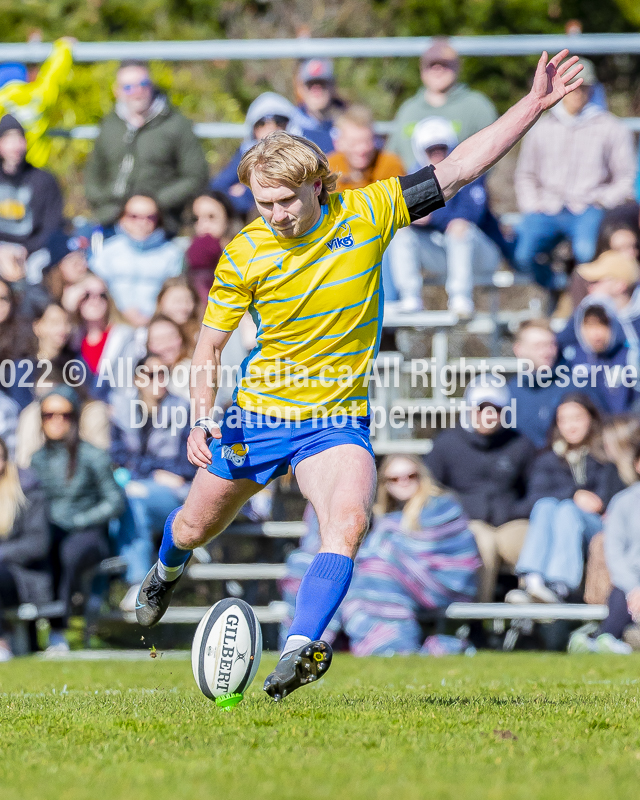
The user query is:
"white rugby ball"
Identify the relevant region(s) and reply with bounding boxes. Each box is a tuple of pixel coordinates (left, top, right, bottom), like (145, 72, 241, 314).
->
(191, 598, 262, 704)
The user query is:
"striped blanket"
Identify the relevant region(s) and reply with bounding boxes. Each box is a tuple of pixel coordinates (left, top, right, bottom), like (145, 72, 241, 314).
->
(279, 495, 481, 656)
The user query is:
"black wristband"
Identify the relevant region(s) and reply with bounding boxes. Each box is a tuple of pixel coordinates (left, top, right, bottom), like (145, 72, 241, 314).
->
(399, 165, 446, 222)
(191, 417, 217, 437)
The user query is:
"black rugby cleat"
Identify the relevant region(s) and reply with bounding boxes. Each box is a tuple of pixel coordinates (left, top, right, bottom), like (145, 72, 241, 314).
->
(263, 640, 332, 702)
(135, 560, 189, 627)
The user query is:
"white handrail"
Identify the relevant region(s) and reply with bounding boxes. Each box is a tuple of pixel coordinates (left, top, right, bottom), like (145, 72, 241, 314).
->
(4, 33, 640, 62)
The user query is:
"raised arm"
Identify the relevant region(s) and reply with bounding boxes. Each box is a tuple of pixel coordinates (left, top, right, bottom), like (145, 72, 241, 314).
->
(187, 324, 232, 468)
(434, 50, 583, 201)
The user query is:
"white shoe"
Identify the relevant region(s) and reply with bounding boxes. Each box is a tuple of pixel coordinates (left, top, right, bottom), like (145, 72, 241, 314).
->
(525, 573, 560, 604)
(119, 583, 141, 613)
(448, 295, 474, 318)
(505, 589, 532, 604)
(595, 633, 632, 655)
(568, 631, 597, 654)
(0, 643, 14, 662)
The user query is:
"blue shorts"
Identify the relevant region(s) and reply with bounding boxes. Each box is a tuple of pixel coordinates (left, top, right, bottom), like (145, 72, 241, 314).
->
(206, 406, 374, 485)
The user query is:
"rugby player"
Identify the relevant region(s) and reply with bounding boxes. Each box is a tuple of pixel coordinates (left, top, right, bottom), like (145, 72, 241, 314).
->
(136, 50, 583, 701)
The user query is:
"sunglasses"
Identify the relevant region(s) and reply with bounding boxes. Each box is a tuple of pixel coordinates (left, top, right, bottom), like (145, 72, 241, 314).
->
(124, 212, 158, 222)
(425, 61, 456, 70)
(122, 79, 152, 93)
(42, 411, 74, 422)
(254, 115, 290, 128)
(81, 291, 108, 302)
(385, 472, 420, 483)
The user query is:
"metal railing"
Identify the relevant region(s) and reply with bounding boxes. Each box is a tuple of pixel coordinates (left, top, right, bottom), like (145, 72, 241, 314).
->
(48, 117, 640, 141)
(3, 33, 640, 62)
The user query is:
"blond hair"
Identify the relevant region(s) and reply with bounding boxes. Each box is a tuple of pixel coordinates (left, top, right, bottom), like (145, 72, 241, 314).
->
(237, 131, 339, 204)
(0, 439, 26, 539)
(335, 104, 374, 132)
(515, 318, 553, 342)
(374, 454, 440, 532)
(602, 414, 640, 486)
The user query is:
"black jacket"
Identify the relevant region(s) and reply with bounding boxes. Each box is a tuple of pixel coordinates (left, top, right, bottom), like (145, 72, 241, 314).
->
(524, 449, 624, 510)
(0, 468, 52, 604)
(0, 161, 63, 253)
(426, 425, 537, 526)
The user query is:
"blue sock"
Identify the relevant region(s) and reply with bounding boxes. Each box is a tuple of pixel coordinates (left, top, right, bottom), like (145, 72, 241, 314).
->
(158, 506, 191, 569)
(288, 552, 354, 640)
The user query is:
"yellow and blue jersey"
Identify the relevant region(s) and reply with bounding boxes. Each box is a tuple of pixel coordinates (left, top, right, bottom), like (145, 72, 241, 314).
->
(203, 177, 410, 419)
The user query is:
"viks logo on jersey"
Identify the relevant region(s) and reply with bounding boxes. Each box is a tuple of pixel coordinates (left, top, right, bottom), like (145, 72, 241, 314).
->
(326, 222, 354, 252)
(221, 442, 249, 466)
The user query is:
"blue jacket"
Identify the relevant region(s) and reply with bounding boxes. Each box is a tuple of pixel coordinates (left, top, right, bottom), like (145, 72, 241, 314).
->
(507, 375, 582, 449)
(558, 296, 638, 414)
(412, 168, 514, 262)
(109, 391, 196, 482)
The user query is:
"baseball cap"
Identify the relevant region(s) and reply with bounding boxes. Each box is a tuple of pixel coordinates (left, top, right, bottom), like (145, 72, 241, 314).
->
(562, 56, 597, 86)
(46, 230, 90, 268)
(411, 116, 458, 166)
(577, 250, 640, 286)
(297, 58, 334, 84)
(420, 38, 460, 71)
(464, 377, 511, 409)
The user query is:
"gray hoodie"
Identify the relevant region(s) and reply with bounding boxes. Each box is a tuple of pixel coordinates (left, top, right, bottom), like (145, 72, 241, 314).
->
(604, 482, 640, 594)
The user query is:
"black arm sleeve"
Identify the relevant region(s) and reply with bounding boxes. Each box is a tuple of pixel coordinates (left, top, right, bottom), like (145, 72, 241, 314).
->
(398, 165, 446, 222)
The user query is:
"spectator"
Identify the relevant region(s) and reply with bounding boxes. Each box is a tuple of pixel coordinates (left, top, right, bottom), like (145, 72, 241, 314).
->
(559, 297, 637, 414)
(508, 319, 572, 449)
(341, 455, 480, 657)
(0, 114, 64, 282)
(427, 379, 535, 602)
(42, 231, 90, 309)
(327, 104, 404, 304)
(186, 191, 234, 307)
(558, 251, 640, 351)
(84, 60, 208, 235)
(0, 437, 51, 662)
(14, 369, 110, 470)
(31, 385, 124, 651)
(514, 59, 636, 289)
(294, 59, 346, 153)
(595, 220, 640, 262)
(569, 222, 640, 309)
(155, 276, 201, 352)
(0, 38, 73, 168)
(571, 440, 640, 653)
(388, 117, 502, 316)
(91, 195, 183, 327)
(0, 278, 36, 402)
(6, 300, 75, 411)
(512, 394, 623, 604)
(146, 315, 191, 400)
(602, 414, 640, 487)
(389, 38, 497, 170)
(0, 389, 18, 459)
(210, 92, 305, 219)
(328, 105, 404, 191)
(70, 273, 144, 400)
(110, 353, 195, 607)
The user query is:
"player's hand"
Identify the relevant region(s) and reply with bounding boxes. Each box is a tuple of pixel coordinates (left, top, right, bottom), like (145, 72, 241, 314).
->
(187, 424, 220, 468)
(627, 587, 640, 622)
(530, 49, 584, 111)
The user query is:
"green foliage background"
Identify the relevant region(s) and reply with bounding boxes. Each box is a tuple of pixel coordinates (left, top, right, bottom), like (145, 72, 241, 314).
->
(0, 0, 637, 215)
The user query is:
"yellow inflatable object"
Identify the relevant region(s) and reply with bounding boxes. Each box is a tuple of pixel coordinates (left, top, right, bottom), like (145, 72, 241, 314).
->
(0, 39, 73, 167)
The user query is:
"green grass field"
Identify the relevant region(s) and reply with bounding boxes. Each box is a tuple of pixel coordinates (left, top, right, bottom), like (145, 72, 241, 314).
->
(2, 652, 640, 800)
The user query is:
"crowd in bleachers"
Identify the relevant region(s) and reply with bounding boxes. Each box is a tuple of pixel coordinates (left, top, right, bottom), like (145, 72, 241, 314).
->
(2, 38, 640, 660)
